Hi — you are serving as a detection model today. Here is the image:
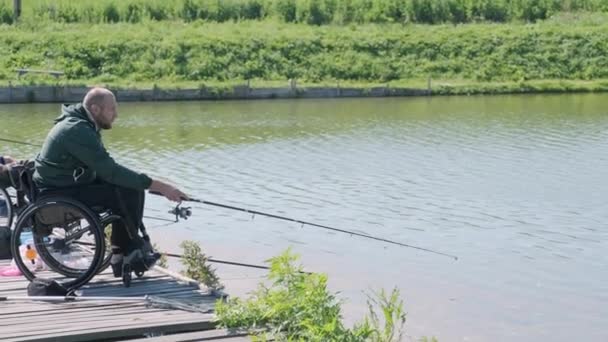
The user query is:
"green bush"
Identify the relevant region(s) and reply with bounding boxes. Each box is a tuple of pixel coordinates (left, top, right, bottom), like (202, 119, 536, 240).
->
(180, 240, 223, 290)
(103, 3, 120, 23)
(0, 2, 13, 25)
(216, 249, 407, 341)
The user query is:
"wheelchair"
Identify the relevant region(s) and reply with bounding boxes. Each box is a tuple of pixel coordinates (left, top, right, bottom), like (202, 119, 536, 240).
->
(5, 164, 158, 290)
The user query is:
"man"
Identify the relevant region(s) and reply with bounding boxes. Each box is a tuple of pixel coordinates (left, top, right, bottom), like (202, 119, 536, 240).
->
(0, 155, 15, 219)
(0, 155, 15, 166)
(33, 87, 188, 276)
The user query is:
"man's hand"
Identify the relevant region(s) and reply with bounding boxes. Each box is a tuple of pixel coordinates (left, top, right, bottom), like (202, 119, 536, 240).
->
(1, 156, 15, 165)
(149, 180, 189, 202)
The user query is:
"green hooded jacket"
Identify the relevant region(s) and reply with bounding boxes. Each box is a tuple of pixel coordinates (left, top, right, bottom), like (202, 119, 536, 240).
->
(33, 103, 152, 190)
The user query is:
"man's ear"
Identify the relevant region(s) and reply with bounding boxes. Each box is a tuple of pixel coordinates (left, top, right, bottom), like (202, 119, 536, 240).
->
(89, 104, 99, 116)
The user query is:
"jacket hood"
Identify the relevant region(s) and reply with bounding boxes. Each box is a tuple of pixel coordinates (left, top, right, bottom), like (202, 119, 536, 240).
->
(54, 103, 95, 129)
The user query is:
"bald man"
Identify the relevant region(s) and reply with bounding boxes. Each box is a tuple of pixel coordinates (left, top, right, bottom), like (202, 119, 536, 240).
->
(0, 155, 16, 219)
(34, 88, 188, 277)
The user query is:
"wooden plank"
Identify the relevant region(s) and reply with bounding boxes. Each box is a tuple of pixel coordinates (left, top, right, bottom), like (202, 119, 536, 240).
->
(152, 266, 201, 288)
(85, 288, 206, 299)
(0, 302, 144, 316)
(0, 277, 30, 284)
(83, 276, 193, 288)
(0, 291, 215, 316)
(81, 274, 169, 287)
(0, 257, 220, 342)
(0, 292, 211, 314)
(9, 317, 216, 342)
(81, 284, 195, 296)
(1, 311, 198, 333)
(0, 312, 214, 338)
(0, 306, 171, 325)
(0, 292, 215, 316)
(127, 329, 269, 342)
(0, 311, 202, 334)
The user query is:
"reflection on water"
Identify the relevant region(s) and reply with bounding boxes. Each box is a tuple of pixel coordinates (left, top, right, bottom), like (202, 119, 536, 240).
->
(1, 94, 607, 341)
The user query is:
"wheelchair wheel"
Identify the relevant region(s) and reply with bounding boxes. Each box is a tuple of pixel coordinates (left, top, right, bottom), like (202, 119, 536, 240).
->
(11, 197, 105, 290)
(0, 188, 13, 229)
(32, 213, 120, 279)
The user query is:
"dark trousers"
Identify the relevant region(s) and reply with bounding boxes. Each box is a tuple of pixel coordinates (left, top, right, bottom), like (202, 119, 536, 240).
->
(39, 182, 146, 253)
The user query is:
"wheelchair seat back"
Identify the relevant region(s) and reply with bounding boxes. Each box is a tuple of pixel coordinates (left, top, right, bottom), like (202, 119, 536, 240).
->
(35, 205, 84, 230)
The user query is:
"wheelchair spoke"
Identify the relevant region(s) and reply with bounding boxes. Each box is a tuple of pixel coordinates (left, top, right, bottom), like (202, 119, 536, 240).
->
(11, 197, 106, 289)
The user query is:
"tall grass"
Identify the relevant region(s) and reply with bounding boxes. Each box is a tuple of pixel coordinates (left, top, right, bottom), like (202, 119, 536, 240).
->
(1, 0, 608, 25)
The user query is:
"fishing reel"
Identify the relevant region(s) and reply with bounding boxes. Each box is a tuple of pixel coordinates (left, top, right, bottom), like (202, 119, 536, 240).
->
(169, 203, 192, 222)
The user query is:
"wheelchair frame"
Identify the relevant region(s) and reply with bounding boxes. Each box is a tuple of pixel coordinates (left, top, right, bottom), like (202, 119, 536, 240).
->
(4, 168, 121, 290)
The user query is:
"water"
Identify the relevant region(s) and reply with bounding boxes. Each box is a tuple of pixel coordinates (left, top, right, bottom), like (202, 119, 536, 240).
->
(1, 94, 607, 341)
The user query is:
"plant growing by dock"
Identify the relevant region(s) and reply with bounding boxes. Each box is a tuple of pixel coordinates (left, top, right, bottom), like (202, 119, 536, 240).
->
(179, 240, 223, 291)
(216, 249, 407, 341)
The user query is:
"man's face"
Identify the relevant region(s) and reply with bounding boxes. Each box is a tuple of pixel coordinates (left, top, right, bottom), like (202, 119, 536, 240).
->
(92, 98, 118, 130)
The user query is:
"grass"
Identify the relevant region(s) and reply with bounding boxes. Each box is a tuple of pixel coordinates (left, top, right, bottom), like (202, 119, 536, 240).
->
(2, 0, 608, 25)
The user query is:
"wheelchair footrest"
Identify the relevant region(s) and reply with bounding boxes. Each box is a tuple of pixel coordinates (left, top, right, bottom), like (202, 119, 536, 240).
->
(120, 248, 161, 287)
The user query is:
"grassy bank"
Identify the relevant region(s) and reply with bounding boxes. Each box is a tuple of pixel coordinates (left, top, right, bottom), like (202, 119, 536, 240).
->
(1, 0, 608, 25)
(2, 14, 608, 96)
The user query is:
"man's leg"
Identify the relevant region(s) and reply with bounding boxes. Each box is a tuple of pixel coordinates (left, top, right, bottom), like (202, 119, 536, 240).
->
(38, 183, 146, 253)
(111, 186, 147, 251)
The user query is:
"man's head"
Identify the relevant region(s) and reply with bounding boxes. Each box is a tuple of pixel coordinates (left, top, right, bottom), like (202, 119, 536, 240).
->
(83, 87, 117, 130)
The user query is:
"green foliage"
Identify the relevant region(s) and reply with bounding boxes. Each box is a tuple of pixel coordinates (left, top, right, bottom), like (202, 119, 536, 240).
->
(103, 3, 120, 23)
(0, 2, 13, 25)
(2, 20, 608, 85)
(179, 240, 223, 290)
(5, 0, 608, 25)
(361, 289, 407, 342)
(216, 249, 407, 341)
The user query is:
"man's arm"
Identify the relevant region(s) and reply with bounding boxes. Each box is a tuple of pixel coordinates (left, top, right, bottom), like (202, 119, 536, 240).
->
(149, 180, 189, 202)
(62, 126, 188, 201)
(62, 129, 151, 190)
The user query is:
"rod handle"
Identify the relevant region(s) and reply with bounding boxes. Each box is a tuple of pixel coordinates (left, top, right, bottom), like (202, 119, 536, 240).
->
(149, 190, 195, 202)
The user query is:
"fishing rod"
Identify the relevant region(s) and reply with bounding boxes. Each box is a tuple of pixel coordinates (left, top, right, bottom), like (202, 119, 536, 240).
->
(151, 191, 458, 260)
(71, 239, 280, 273)
(143, 215, 177, 223)
(3, 193, 175, 224)
(0, 137, 41, 147)
(162, 252, 312, 274)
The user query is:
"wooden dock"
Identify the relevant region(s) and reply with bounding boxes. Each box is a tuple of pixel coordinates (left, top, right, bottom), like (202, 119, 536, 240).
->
(0, 259, 255, 341)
